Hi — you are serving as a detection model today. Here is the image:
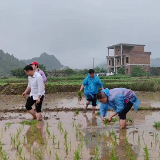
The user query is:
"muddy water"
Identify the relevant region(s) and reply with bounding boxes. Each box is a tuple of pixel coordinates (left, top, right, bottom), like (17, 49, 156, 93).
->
(0, 110, 160, 160)
(0, 92, 160, 110)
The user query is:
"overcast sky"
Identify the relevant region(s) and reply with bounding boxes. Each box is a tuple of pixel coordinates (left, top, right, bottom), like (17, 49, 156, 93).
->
(0, 0, 160, 69)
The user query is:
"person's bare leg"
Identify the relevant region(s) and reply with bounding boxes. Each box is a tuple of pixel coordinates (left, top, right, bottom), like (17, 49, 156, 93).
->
(92, 106, 96, 112)
(33, 104, 36, 110)
(84, 101, 90, 113)
(29, 109, 36, 119)
(36, 112, 42, 121)
(119, 119, 127, 129)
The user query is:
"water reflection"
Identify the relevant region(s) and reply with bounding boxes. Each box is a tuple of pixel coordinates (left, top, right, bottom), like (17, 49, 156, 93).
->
(83, 112, 138, 160)
(24, 121, 46, 160)
(84, 111, 101, 127)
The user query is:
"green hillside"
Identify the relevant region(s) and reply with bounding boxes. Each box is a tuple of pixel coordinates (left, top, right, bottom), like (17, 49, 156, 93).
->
(0, 50, 25, 77)
(22, 52, 64, 70)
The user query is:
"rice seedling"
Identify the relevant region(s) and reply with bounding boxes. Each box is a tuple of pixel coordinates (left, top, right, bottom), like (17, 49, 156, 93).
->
(55, 152, 61, 160)
(138, 135, 141, 146)
(72, 121, 75, 128)
(70, 140, 72, 152)
(75, 110, 79, 115)
(127, 117, 133, 123)
(46, 122, 51, 137)
(52, 133, 56, 144)
(109, 146, 117, 160)
(5, 122, 14, 128)
(96, 111, 100, 116)
(58, 121, 64, 133)
(94, 146, 100, 160)
(103, 119, 108, 125)
(64, 130, 68, 143)
(112, 117, 118, 122)
(49, 148, 52, 156)
(65, 143, 69, 155)
(0, 140, 9, 160)
(125, 138, 136, 160)
(18, 146, 23, 157)
(20, 120, 38, 126)
(77, 91, 82, 101)
(153, 122, 160, 128)
(86, 136, 89, 145)
(144, 145, 150, 160)
(58, 141, 60, 149)
(73, 148, 81, 160)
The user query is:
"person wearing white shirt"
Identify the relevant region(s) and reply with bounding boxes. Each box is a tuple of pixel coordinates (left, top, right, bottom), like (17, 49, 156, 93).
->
(22, 65, 45, 121)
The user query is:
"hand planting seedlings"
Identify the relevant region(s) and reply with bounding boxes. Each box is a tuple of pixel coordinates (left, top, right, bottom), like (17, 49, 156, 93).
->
(103, 117, 117, 125)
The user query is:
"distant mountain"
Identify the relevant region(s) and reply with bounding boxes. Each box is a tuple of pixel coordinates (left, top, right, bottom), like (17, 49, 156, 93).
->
(96, 62, 107, 69)
(0, 50, 25, 77)
(22, 52, 64, 70)
(151, 58, 160, 67)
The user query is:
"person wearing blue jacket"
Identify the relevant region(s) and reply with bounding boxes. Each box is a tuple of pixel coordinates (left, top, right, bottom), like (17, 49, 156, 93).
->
(97, 88, 140, 129)
(80, 69, 104, 112)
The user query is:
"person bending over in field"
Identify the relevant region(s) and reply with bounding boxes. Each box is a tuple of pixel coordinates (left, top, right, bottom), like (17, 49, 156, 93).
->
(80, 69, 104, 112)
(97, 88, 140, 129)
(22, 65, 45, 121)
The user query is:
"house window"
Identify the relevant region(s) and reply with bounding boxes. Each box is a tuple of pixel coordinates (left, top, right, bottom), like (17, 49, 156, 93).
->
(126, 57, 129, 63)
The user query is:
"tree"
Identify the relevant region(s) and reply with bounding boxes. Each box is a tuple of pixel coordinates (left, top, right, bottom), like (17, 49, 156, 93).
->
(131, 66, 150, 77)
(118, 67, 125, 75)
(63, 68, 76, 75)
(11, 68, 26, 78)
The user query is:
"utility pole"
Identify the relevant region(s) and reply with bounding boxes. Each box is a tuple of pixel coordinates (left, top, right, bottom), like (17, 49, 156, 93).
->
(93, 58, 94, 69)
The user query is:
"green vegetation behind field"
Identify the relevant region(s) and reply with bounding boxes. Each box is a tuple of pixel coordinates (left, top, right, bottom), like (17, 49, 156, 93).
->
(0, 75, 160, 94)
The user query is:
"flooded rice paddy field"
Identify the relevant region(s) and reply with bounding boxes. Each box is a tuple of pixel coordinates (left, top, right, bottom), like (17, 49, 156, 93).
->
(0, 110, 160, 160)
(0, 91, 160, 110)
(0, 92, 160, 159)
